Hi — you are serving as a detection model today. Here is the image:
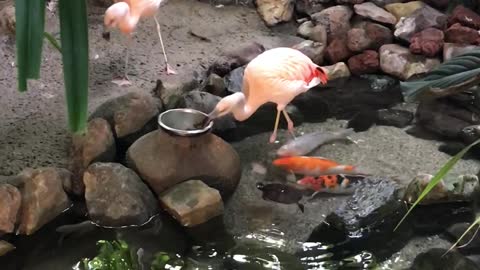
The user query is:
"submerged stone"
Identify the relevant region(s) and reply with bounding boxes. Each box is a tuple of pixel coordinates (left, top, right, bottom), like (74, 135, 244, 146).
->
(83, 162, 159, 227)
(159, 180, 224, 227)
(17, 167, 72, 235)
(0, 241, 15, 257)
(127, 130, 241, 198)
(376, 108, 413, 128)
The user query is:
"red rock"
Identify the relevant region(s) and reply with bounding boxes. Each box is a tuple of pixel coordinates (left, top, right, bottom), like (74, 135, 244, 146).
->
(347, 50, 380, 75)
(445, 23, 480, 45)
(449, 5, 480, 30)
(0, 184, 21, 234)
(409, 28, 444, 57)
(325, 38, 353, 64)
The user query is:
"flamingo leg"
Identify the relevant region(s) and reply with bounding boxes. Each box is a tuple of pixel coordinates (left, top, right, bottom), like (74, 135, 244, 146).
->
(282, 109, 296, 138)
(153, 16, 177, 75)
(269, 109, 281, 143)
(112, 35, 133, 86)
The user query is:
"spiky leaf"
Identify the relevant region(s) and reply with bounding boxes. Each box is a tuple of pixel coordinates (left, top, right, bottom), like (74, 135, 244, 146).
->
(394, 138, 480, 231)
(15, 0, 46, 91)
(401, 50, 480, 102)
(58, 0, 89, 134)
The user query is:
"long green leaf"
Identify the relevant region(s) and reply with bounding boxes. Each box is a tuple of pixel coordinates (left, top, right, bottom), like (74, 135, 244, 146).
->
(15, 0, 46, 91)
(59, 0, 89, 134)
(401, 49, 480, 102)
(43, 32, 62, 53)
(443, 216, 480, 256)
(394, 138, 480, 231)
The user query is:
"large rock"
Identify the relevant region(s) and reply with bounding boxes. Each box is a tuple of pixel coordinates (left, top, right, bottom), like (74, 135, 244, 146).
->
(83, 162, 159, 227)
(297, 20, 314, 39)
(255, 0, 294, 26)
(203, 73, 226, 97)
(17, 167, 72, 235)
(89, 91, 163, 146)
(353, 2, 397, 25)
(347, 22, 393, 52)
(443, 43, 480, 61)
(379, 44, 441, 80)
(449, 5, 480, 30)
(292, 40, 325, 65)
(409, 27, 444, 57)
(445, 23, 480, 45)
(159, 180, 224, 227)
(322, 62, 351, 81)
(0, 184, 21, 234)
(411, 248, 480, 270)
(325, 37, 353, 64)
(376, 108, 413, 128)
(127, 130, 241, 198)
(69, 118, 116, 195)
(176, 90, 237, 134)
(208, 42, 265, 77)
(347, 50, 380, 75)
(311, 5, 353, 42)
(224, 66, 246, 94)
(384, 1, 425, 21)
(394, 5, 448, 43)
(308, 177, 407, 258)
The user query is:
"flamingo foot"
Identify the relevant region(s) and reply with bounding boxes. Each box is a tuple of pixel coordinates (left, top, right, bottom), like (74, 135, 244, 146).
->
(111, 76, 132, 87)
(269, 132, 277, 144)
(166, 64, 177, 75)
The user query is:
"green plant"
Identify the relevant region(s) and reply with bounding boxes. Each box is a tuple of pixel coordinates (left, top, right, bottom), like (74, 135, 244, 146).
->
(81, 240, 140, 270)
(15, 0, 89, 134)
(401, 49, 480, 102)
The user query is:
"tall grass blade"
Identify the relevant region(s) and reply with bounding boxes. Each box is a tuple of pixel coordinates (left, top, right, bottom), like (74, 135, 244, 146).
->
(443, 216, 480, 256)
(394, 138, 480, 231)
(15, 0, 46, 92)
(44, 32, 62, 53)
(58, 0, 89, 134)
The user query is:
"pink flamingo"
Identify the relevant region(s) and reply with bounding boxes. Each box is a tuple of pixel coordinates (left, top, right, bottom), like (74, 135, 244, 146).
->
(104, 0, 176, 86)
(207, 47, 328, 143)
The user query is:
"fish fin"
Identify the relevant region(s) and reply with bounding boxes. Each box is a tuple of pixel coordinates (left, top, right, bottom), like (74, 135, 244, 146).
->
(298, 203, 305, 213)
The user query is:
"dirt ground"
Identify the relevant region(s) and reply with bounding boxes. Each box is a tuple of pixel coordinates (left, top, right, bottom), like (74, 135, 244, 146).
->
(0, 0, 301, 175)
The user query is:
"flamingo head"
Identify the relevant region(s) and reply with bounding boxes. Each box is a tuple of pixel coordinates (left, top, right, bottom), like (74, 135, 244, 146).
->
(104, 2, 133, 32)
(208, 92, 246, 120)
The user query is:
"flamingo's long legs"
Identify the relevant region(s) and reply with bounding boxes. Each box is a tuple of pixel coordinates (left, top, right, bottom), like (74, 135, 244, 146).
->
(153, 15, 177, 75)
(112, 35, 133, 86)
(282, 109, 296, 139)
(269, 109, 282, 143)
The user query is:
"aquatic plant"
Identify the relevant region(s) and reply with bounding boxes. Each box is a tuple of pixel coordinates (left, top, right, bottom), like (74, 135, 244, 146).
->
(400, 49, 480, 102)
(15, 0, 89, 134)
(394, 138, 480, 251)
(80, 240, 140, 270)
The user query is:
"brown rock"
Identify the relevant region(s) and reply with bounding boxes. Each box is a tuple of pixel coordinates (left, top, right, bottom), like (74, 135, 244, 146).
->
(297, 20, 314, 39)
(126, 130, 241, 198)
(0, 184, 21, 234)
(159, 180, 224, 227)
(70, 118, 116, 195)
(354, 2, 397, 25)
(347, 22, 393, 52)
(323, 62, 351, 81)
(385, 1, 425, 21)
(209, 42, 265, 77)
(348, 50, 380, 75)
(255, 0, 295, 26)
(17, 167, 72, 235)
(84, 163, 159, 227)
(203, 73, 226, 97)
(311, 5, 353, 42)
(310, 24, 328, 44)
(325, 38, 353, 64)
(0, 241, 15, 257)
(449, 5, 480, 30)
(409, 28, 444, 57)
(292, 40, 325, 65)
(295, 0, 325, 16)
(445, 23, 480, 45)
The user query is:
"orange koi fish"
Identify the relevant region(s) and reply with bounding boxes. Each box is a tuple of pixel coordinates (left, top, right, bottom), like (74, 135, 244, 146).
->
(273, 156, 368, 176)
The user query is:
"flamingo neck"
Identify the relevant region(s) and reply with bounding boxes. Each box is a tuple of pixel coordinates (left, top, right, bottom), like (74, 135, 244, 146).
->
(118, 11, 139, 34)
(230, 93, 256, 121)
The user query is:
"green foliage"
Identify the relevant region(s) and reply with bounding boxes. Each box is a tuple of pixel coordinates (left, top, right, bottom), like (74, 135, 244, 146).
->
(394, 138, 480, 231)
(15, 0, 89, 134)
(81, 240, 140, 270)
(15, 0, 46, 91)
(400, 50, 480, 102)
(150, 252, 185, 270)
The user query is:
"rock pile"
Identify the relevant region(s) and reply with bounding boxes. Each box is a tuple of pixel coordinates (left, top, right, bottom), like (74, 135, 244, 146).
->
(255, 0, 480, 81)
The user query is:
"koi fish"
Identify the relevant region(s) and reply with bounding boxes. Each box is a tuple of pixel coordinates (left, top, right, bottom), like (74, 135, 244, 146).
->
(296, 175, 360, 195)
(277, 128, 355, 157)
(272, 156, 369, 176)
(256, 182, 308, 213)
